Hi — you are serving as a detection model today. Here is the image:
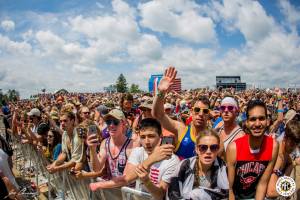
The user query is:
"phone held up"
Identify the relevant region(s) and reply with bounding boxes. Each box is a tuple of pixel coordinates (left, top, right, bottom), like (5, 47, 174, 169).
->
(161, 136, 174, 145)
(88, 124, 98, 135)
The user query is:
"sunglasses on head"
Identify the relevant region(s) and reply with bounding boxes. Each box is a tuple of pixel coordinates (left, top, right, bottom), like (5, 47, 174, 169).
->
(106, 118, 120, 126)
(198, 144, 219, 153)
(193, 107, 209, 114)
(220, 105, 235, 112)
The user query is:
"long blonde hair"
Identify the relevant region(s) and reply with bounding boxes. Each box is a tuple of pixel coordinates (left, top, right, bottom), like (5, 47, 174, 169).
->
(193, 129, 220, 188)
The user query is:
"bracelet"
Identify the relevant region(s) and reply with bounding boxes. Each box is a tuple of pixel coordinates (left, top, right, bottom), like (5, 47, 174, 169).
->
(273, 169, 284, 177)
(277, 109, 284, 113)
(157, 91, 165, 98)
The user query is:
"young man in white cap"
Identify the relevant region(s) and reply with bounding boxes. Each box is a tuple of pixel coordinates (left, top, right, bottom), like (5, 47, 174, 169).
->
(87, 109, 139, 181)
(26, 108, 42, 145)
(218, 96, 244, 158)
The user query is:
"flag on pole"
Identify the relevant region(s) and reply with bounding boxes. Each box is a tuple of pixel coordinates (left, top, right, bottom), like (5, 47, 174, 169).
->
(153, 77, 158, 96)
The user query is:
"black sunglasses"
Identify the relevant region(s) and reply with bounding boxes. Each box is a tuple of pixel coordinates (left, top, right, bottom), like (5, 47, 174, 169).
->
(106, 119, 120, 126)
(193, 107, 209, 114)
(198, 144, 219, 153)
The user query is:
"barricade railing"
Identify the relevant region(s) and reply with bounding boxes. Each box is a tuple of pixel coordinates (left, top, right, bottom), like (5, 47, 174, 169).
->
(10, 134, 152, 200)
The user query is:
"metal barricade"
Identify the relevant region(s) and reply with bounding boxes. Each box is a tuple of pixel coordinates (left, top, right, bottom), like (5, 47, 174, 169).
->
(121, 186, 152, 200)
(11, 133, 156, 200)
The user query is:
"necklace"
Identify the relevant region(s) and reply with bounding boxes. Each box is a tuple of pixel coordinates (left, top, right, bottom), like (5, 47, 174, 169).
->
(199, 172, 211, 187)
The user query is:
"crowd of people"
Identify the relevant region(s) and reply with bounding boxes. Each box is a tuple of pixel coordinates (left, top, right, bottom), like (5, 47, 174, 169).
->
(0, 66, 300, 200)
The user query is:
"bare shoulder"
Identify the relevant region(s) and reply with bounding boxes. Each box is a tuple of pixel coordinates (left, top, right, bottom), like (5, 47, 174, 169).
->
(272, 139, 279, 158)
(226, 141, 237, 163)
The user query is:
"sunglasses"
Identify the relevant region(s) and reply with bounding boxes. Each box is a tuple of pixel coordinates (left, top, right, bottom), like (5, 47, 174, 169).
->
(220, 105, 235, 112)
(47, 135, 54, 138)
(106, 119, 120, 126)
(198, 144, 219, 153)
(82, 112, 90, 115)
(193, 107, 209, 114)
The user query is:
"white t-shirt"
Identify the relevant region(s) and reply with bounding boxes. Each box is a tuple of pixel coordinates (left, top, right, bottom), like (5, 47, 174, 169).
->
(0, 149, 19, 189)
(128, 147, 180, 189)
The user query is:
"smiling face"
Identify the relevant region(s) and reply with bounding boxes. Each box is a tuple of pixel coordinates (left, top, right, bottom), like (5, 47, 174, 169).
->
(246, 106, 268, 137)
(106, 117, 126, 137)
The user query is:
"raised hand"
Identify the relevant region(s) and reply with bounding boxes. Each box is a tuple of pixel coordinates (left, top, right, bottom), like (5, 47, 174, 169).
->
(158, 66, 177, 93)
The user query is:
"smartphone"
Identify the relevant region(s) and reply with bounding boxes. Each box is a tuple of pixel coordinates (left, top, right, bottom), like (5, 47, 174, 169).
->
(88, 125, 98, 135)
(77, 127, 87, 138)
(161, 136, 174, 145)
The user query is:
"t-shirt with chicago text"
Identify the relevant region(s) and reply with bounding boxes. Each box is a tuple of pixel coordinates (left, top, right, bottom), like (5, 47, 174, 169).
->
(233, 134, 273, 199)
(128, 147, 180, 191)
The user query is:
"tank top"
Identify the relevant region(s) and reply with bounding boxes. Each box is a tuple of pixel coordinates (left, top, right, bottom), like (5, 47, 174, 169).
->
(233, 134, 273, 199)
(105, 137, 131, 178)
(175, 126, 196, 160)
(218, 125, 243, 151)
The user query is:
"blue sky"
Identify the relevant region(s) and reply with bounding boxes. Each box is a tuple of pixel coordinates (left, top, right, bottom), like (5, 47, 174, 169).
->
(0, 0, 300, 98)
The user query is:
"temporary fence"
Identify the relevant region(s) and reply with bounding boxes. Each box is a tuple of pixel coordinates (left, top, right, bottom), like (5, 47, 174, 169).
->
(8, 133, 153, 200)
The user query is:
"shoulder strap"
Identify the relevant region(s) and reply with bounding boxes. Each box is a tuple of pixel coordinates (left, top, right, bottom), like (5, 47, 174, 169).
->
(224, 127, 242, 145)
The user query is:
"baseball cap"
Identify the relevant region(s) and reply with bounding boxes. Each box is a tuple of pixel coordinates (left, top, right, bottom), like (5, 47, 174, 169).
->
(37, 122, 50, 135)
(164, 103, 173, 110)
(27, 108, 41, 117)
(140, 98, 153, 110)
(97, 105, 109, 116)
(104, 109, 125, 120)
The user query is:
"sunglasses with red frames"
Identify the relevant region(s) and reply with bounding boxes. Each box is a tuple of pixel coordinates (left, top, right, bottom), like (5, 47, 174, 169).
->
(198, 144, 219, 153)
(220, 105, 235, 112)
(193, 107, 209, 114)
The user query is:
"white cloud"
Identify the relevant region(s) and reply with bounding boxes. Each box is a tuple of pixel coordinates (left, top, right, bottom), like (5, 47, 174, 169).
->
(139, 0, 217, 43)
(1, 0, 300, 97)
(72, 64, 96, 73)
(213, 0, 276, 42)
(127, 34, 162, 62)
(1, 20, 15, 32)
(278, 0, 300, 32)
(0, 34, 32, 55)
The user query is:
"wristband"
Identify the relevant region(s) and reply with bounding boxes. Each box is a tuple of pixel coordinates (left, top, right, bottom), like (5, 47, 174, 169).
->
(273, 169, 284, 177)
(157, 91, 165, 98)
(277, 109, 284, 113)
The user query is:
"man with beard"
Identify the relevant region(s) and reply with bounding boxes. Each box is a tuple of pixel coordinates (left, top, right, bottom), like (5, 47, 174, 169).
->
(218, 97, 244, 158)
(152, 66, 210, 160)
(227, 100, 278, 200)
